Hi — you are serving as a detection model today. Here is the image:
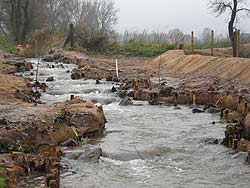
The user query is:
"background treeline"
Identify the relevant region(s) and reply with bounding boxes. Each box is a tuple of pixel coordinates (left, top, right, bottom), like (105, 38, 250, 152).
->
(0, 0, 250, 57)
(0, 0, 118, 53)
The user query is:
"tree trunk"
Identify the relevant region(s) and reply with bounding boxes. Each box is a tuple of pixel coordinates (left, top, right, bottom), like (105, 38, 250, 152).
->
(10, 0, 23, 44)
(228, 0, 237, 57)
(21, 0, 30, 45)
(64, 23, 75, 48)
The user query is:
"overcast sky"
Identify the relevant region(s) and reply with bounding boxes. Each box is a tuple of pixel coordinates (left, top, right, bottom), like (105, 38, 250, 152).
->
(114, 0, 250, 35)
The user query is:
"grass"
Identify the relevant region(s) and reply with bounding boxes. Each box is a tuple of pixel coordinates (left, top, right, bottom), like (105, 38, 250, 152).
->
(107, 41, 176, 57)
(0, 36, 19, 55)
(0, 177, 7, 188)
(0, 166, 7, 188)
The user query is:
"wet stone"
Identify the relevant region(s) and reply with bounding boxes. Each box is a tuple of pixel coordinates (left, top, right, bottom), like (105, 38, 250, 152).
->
(46, 77, 54, 82)
(119, 96, 133, 106)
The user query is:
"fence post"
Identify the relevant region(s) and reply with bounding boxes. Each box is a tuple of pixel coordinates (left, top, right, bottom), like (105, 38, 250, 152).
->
(191, 31, 194, 53)
(115, 59, 119, 78)
(211, 30, 214, 56)
(237, 29, 240, 57)
(34, 40, 39, 105)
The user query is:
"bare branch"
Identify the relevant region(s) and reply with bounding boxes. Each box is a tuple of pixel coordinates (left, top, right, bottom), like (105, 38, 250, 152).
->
(209, 0, 233, 16)
(237, 7, 250, 13)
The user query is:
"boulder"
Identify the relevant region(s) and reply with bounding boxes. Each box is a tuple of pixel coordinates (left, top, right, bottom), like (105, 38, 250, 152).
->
(174, 106, 181, 110)
(24, 62, 33, 71)
(106, 75, 113, 81)
(18, 66, 25, 73)
(42, 56, 54, 62)
(119, 96, 133, 106)
(46, 77, 54, 82)
(71, 71, 85, 80)
(192, 108, 204, 113)
(78, 147, 102, 162)
(118, 91, 127, 98)
(206, 106, 220, 113)
(66, 147, 102, 162)
(159, 87, 174, 97)
(55, 57, 69, 64)
(53, 52, 63, 60)
(5, 59, 32, 71)
(96, 80, 101, 84)
(111, 86, 117, 93)
(203, 138, 223, 145)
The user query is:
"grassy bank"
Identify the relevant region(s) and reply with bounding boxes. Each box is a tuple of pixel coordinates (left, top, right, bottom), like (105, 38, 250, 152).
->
(107, 41, 176, 57)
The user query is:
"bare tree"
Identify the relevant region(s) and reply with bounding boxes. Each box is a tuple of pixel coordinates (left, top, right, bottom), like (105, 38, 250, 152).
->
(209, 0, 250, 57)
(167, 28, 185, 43)
(74, 0, 118, 51)
(201, 27, 212, 45)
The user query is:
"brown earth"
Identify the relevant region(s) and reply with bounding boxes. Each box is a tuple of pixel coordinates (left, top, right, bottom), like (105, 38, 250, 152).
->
(148, 50, 250, 87)
(0, 50, 107, 187)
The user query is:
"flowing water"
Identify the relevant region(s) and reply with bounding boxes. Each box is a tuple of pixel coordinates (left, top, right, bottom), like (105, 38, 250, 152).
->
(27, 60, 250, 188)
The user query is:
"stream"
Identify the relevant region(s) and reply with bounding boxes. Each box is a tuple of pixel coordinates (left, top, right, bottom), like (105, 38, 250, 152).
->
(25, 60, 250, 188)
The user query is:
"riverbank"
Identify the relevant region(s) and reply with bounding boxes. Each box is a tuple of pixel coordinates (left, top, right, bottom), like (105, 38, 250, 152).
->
(0, 51, 106, 187)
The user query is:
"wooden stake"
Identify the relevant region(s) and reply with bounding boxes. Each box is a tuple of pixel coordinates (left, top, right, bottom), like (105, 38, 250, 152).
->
(192, 94, 196, 106)
(211, 30, 214, 56)
(34, 40, 39, 105)
(237, 29, 240, 57)
(115, 59, 119, 78)
(191, 31, 194, 53)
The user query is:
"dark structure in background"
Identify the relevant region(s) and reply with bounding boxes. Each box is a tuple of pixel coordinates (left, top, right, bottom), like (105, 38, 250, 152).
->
(64, 23, 75, 48)
(209, 0, 250, 57)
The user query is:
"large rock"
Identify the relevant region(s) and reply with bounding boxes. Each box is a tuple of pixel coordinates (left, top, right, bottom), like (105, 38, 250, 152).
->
(192, 108, 204, 113)
(119, 96, 133, 106)
(46, 77, 54, 82)
(71, 70, 85, 80)
(159, 87, 174, 97)
(5, 59, 33, 71)
(0, 97, 106, 153)
(66, 147, 102, 162)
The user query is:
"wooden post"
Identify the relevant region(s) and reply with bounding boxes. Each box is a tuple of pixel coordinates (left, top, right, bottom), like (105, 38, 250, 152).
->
(192, 94, 196, 106)
(34, 40, 39, 105)
(237, 29, 240, 57)
(34, 40, 38, 58)
(232, 139, 238, 150)
(247, 151, 250, 164)
(191, 31, 194, 53)
(115, 59, 119, 78)
(64, 23, 75, 48)
(211, 30, 214, 56)
(35, 40, 38, 83)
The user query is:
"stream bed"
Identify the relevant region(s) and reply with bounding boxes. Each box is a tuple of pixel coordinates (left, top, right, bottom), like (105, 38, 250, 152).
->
(26, 60, 250, 188)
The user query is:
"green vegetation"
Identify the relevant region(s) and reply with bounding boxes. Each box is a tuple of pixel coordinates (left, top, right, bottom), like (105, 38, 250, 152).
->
(0, 166, 7, 188)
(107, 41, 176, 58)
(0, 36, 18, 55)
(0, 177, 7, 188)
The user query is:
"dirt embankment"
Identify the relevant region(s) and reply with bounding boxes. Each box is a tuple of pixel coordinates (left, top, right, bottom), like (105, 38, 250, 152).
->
(135, 50, 250, 162)
(0, 50, 107, 187)
(148, 50, 250, 87)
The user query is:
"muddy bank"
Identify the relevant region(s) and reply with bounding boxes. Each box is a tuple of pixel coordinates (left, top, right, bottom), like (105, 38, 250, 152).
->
(43, 48, 152, 82)
(0, 52, 107, 187)
(148, 50, 250, 86)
